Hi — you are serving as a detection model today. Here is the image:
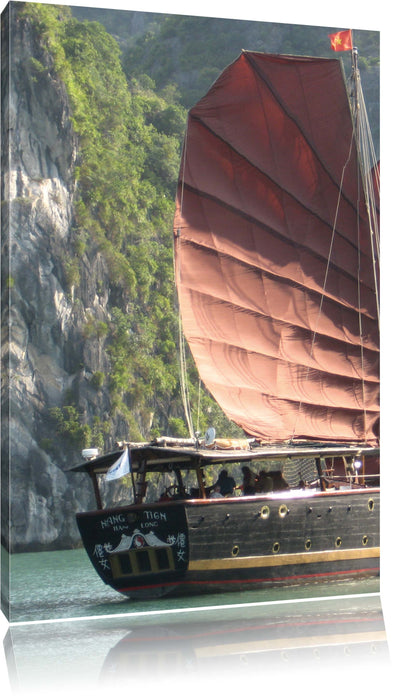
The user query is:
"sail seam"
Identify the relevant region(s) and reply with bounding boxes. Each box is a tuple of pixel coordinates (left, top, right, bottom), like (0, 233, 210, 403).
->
(311, 130, 356, 351)
(180, 236, 378, 324)
(292, 128, 358, 441)
(188, 335, 379, 385)
(243, 52, 359, 219)
(180, 180, 375, 298)
(204, 377, 379, 414)
(182, 288, 379, 359)
(189, 114, 366, 257)
(184, 287, 379, 352)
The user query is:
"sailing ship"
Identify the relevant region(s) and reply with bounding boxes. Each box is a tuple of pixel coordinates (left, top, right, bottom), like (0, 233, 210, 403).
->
(71, 42, 380, 600)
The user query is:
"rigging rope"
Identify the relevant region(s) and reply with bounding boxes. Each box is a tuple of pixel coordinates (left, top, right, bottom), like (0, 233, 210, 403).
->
(291, 133, 356, 442)
(352, 59, 380, 441)
(356, 149, 368, 439)
(175, 118, 195, 439)
(353, 69, 380, 329)
(293, 55, 379, 444)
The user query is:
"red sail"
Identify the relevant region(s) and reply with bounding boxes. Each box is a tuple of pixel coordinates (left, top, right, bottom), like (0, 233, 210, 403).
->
(174, 52, 379, 444)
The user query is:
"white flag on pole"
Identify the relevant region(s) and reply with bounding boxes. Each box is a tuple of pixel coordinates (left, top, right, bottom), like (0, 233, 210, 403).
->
(105, 447, 131, 481)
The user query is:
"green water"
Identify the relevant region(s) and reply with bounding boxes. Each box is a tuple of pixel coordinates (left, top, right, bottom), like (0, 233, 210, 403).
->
(2, 549, 388, 697)
(7, 547, 380, 623)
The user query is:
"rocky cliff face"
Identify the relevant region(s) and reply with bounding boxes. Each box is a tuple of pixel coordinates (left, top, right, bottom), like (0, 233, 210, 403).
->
(1, 6, 116, 552)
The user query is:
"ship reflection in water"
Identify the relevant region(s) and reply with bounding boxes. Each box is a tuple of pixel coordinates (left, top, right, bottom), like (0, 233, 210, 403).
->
(4, 593, 388, 695)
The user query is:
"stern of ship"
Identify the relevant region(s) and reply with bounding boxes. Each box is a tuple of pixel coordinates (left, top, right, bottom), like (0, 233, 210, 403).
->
(76, 502, 189, 598)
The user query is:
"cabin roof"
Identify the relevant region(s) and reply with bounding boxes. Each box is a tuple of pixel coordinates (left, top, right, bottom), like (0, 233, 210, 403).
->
(67, 439, 379, 476)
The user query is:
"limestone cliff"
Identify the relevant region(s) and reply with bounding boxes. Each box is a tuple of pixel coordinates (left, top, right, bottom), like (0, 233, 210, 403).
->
(1, 5, 114, 551)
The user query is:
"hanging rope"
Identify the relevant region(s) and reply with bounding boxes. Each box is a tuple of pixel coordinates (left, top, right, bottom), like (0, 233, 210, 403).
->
(352, 60, 380, 441)
(311, 133, 356, 356)
(178, 306, 195, 439)
(292, 54, 380, 443)
(291, 133, 356, 442)
(174, 117, 195, 439)
(352, 68, 380, 329)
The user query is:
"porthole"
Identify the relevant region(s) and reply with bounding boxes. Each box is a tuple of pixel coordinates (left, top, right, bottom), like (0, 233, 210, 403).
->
(335, 536, 342, 548)
(362, 535, 369, 546)
(368, 498, 375, 512)
(305, 538, 312, 551)
(231, 545, 239, 557)
(279, 504, 289, 518)
(272, 542, 280, 554)
(260, 505, 270, 520)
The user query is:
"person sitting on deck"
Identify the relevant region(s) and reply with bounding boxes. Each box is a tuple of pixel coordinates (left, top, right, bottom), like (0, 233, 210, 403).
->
(271, 470, 289, 491)
(210, 469, 236, 497)
(256, 471, 274, 493)
(239, 465, 257, 495)
(209, 485, 223, 498)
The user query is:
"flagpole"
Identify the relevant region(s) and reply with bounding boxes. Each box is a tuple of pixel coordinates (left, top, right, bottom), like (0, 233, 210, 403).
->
(349, 32, 359, 129)
(351, 32, 358, 76)
(128, 447, 138, 503)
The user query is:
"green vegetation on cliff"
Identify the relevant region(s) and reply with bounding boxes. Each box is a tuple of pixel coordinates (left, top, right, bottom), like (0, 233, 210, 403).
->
(20, 2, 240, 451)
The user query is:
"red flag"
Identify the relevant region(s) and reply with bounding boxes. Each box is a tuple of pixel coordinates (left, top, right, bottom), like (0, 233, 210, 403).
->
(328, 29, 353, 51)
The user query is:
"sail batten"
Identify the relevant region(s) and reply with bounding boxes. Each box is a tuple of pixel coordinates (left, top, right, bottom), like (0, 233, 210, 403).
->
(174, 51, 379, 444)
(179, 225, 378, 317)
(190, 112, 361, 225)
(186, 117, 371, 260)
(179, 127, 377, 295)
(188, 334, 379, 387)
(196, 380, 379, 444)
(183, 287, 379, 359)
(222, 53, 362, 218)
(181, 174, 372, 279)
(180, 240, 380, 340)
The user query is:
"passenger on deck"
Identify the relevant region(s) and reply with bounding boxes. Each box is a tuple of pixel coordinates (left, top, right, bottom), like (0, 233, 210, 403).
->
(209, 485, 223, 498)
(256, 471, 274, 493)
(211, 469, 236, 497)
(272, 470, 289, 491)
(240, 465, 257, 495)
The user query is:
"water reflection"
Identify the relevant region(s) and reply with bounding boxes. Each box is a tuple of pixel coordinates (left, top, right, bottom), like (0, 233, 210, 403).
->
(3, 593, 388, 695)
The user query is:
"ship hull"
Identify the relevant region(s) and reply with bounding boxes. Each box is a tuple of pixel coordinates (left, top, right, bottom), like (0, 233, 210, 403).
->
(76, 487, 379, 599)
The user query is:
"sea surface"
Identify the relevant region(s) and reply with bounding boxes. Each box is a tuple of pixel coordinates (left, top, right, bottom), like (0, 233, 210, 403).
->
(7, 546, 381, 623)
(1, 548, 391, 698)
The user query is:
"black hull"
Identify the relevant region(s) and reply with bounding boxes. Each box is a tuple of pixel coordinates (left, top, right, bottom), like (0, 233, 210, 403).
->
(120, 562, 379, 600)
(76, 488, 379, 599)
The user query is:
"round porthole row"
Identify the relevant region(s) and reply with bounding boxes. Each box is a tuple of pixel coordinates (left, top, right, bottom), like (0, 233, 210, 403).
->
(368, 498, 375, 512)
(272, 542, 280, 554)
(335, 536, 342, 548)
(231, 545, 239, 557)
(305, 538, 312, 551)
(279, 504, 289, 518)
(362, 535, 369, 546)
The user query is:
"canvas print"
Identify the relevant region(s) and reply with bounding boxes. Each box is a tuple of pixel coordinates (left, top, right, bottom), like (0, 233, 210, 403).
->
(1, 0, 384, 687)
